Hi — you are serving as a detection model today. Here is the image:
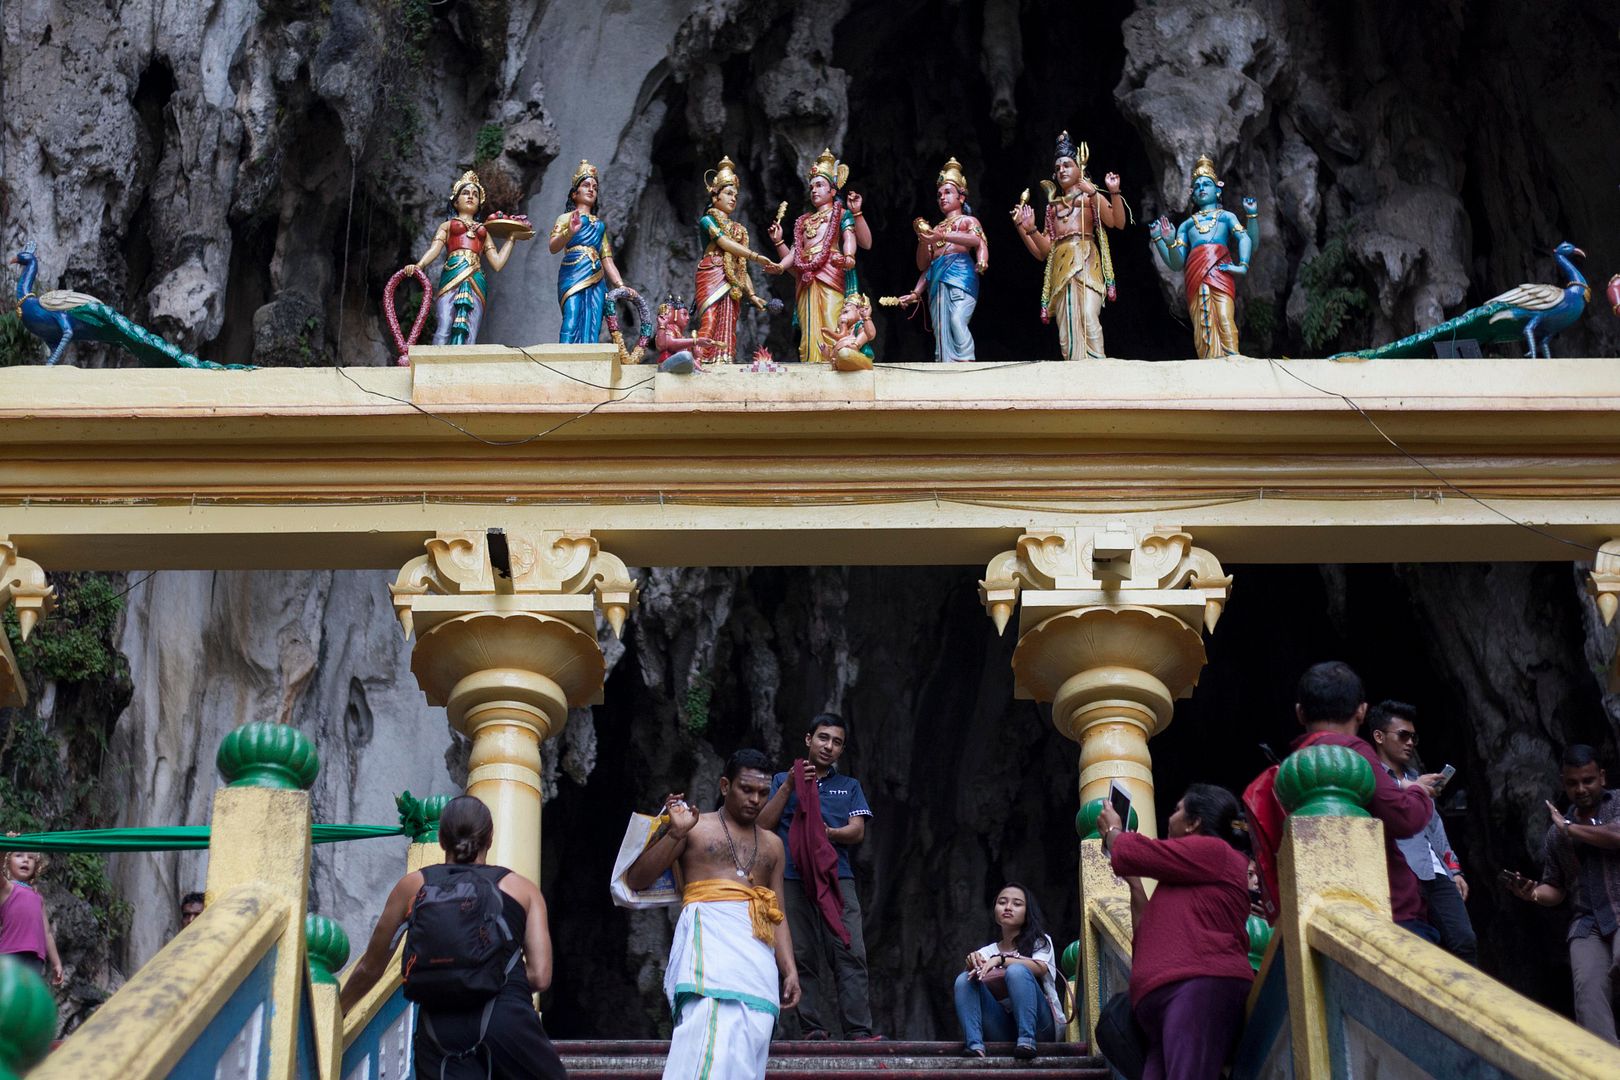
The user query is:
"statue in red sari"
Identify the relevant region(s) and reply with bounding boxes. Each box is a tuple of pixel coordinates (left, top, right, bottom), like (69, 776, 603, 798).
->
(693, 155, 776, 364)
(1148, 155, 1259, 358)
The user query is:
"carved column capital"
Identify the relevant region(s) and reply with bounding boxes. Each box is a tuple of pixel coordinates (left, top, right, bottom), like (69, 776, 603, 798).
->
(1586, 539, 1620, 627)
(1587, 539, 1620, 692)
(390, 530, 638, 886)
(981, 525, 1232, 835)
(0, 538, 56, 709)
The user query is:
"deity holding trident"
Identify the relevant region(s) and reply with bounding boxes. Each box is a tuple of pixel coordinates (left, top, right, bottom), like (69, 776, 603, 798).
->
(1011, 132, 1126, 360)
(1148, 155, 1260, 358)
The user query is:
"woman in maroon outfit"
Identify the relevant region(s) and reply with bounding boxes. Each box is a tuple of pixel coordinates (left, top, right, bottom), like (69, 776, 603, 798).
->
(1098, 784, 1253, 1080)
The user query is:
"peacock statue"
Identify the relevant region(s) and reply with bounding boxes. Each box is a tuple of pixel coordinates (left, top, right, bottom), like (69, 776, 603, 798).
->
(9, 241, 253, 370)
(1335, 241, 1588, 360)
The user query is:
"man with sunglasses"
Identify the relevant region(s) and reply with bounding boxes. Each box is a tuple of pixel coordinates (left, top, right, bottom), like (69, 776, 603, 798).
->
(1369, 701, 1477, 963)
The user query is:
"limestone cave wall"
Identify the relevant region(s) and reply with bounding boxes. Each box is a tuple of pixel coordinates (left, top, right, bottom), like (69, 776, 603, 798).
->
(3, 0, 1620, 1039)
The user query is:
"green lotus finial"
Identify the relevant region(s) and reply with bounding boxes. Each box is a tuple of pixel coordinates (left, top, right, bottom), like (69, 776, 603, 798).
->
(1275, 744, 1374, 817)
(0, 955, 57, 1079)
(216, 722, 319, 790)
(305, 914, 350, 986)
(397, 791, 452, 843)
(1059, 939, 1081, 980)
(1075, 797, 1141, 839)
(1246, 913, 1273, 971)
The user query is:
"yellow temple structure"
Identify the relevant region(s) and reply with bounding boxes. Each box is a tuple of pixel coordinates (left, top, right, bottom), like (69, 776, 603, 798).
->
(2, 344, 1620, 1077)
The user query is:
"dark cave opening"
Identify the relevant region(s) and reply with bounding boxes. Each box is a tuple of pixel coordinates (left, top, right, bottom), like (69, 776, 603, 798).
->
(537, 561, 1610, 1038)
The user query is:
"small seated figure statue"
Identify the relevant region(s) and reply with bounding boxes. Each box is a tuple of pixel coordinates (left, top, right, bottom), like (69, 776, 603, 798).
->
(896, 157, 987, 363)
(1148, 155, 1258, 358)
(654, 294, 718, 374)
(818, 292, 876, 371)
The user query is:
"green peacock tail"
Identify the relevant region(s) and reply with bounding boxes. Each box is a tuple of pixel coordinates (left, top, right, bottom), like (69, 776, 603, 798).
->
(1333, 300, 1518, 360)
(69, 303, 255, 370)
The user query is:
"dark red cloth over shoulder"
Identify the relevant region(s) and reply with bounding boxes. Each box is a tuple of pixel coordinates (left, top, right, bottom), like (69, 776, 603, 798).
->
(788, 761, 849, 946)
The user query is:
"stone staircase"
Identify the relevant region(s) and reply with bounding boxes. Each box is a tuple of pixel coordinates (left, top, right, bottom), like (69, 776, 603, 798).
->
(554, 1040, 1111, 1078)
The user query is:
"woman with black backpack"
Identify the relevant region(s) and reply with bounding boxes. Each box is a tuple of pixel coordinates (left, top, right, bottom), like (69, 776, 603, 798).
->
(341, 795, 567, 1079)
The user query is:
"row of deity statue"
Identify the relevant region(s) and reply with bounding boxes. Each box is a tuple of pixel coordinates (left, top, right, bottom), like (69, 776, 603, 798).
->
(399, 133, 1260, 367)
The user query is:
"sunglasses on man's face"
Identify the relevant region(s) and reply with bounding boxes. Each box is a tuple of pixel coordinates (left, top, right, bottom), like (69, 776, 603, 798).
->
(1391, 729, 1418, 745)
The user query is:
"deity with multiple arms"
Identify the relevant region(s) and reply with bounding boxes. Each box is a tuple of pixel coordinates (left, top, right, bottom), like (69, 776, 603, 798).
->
(765, 148, 873, 363)
(404, 170, 526, 346)
(1148, 155, 1259, 358)
(1012, 131, 1126, 360)
(692, 156, 778, 364)
(550, 159, 627, 343)
(896, 157, 988, 363)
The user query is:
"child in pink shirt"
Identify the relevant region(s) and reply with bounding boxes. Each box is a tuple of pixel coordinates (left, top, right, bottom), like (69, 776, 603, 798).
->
(0, 850, 65, 986)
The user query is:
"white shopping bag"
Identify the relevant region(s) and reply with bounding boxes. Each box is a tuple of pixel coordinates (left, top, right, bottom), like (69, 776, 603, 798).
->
(610, 811, 682, 908)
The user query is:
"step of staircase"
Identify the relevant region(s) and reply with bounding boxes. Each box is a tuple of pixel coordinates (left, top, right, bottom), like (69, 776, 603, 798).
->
(554, 1040, 1111, 1078)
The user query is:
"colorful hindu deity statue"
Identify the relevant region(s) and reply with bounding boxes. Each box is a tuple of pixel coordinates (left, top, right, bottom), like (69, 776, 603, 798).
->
(898, 157, 987, 362)
(819, 292, 876, 371)
(693, 155, 776, 364)
(765, 149, 873, 363)
(406, 170, 526, 346)
(549, 159, 627, 344)
(654, 294, 718, 374)
(1149, 155, 1259, 358)
(1012, 132, 1126, 360)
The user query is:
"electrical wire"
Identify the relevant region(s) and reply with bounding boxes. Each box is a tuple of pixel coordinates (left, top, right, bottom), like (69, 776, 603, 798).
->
(1266, 358, 1610, 556)
(331, 363, 655, 446)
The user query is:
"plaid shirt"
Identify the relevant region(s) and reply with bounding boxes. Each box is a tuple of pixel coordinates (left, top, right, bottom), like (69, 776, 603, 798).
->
(1541, 789, 1620, 941)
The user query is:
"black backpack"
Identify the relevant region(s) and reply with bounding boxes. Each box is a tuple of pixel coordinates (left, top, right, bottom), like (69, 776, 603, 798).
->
(395, 864, 519, 1007)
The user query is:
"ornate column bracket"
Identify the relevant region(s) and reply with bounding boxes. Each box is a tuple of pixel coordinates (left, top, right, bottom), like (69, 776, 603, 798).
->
(978, 525, 1233, 837)
(390, 530, 639, 886)
(979, 524, 1231, 639)
(1585, 539, 1620, 690)
(0, 538, 57, 709)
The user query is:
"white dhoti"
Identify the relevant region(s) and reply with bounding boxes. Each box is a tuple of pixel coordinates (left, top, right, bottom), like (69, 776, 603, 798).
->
(662, 894, 781, 1080)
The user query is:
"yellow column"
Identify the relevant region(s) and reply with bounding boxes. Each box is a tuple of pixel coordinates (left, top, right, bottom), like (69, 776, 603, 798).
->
(981, 525, 1230, 834)
(981, 525, 1230, 1039)
(0, 537, 56, 708)
(392, 531, 637, 884)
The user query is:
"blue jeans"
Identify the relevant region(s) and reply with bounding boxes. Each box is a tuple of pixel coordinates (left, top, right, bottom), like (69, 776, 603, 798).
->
(953, 966, 1056, 1049)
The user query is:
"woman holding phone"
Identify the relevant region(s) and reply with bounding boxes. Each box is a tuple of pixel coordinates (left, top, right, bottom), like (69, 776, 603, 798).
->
(1098, 784, 1253, 1080)
(952, 882, 1067, 1059)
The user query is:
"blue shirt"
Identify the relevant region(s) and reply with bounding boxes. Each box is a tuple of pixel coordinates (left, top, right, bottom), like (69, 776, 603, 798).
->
(768, 767, 872, 880)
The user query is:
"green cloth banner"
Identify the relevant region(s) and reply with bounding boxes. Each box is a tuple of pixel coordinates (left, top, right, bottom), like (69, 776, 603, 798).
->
(0, 823, 404, 853)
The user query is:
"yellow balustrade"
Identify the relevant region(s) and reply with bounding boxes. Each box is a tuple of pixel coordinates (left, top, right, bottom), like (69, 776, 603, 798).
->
(36, 722, 319, 1079)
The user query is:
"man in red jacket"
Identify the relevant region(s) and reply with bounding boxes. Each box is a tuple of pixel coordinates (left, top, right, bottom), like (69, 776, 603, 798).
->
(1264, 662, 1444, 938)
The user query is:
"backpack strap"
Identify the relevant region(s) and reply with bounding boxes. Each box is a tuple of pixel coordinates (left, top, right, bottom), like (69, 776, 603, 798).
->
(418, 1001, 498, 1080)
(387, 866, 445, 951)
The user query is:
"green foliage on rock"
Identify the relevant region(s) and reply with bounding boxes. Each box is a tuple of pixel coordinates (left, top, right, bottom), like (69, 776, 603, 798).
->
(1, 572, 135, 940)
(681, 673, 714, 736)
(1299, 226, 1369, 352)
(0, 312, 42, 367)
(474, 124, 506, 165)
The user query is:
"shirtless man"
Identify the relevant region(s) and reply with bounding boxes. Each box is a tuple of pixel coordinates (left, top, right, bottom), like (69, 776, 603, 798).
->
(627, 749, 801, 1079)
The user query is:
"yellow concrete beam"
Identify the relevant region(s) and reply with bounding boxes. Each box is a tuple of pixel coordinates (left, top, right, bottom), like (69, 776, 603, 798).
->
(4, 351, 1620, 568)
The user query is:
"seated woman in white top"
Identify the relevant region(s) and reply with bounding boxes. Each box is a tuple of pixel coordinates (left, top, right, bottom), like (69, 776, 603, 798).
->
(952, 882, 1067, 1059)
